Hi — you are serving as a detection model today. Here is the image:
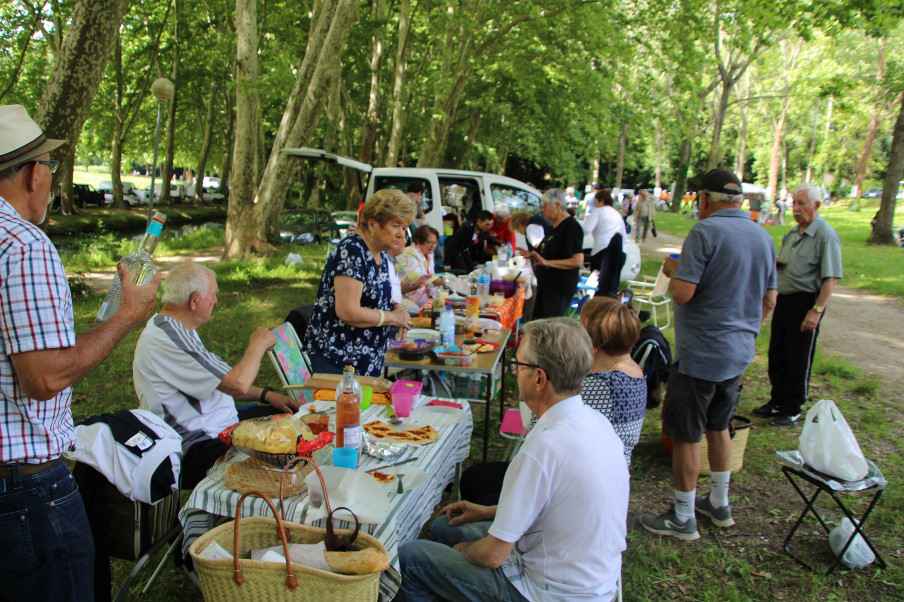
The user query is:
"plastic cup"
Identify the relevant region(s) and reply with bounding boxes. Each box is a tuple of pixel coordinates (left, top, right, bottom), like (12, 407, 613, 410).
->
(392, 391, 415, 419)
(332, 446, 359, 470)
(360, 385, 373, 410)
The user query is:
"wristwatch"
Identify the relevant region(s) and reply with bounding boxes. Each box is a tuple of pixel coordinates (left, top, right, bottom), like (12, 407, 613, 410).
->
(812, 304, 825, 314)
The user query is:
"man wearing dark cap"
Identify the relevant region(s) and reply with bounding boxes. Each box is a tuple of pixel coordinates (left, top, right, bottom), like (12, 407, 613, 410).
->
(640, 169, 777, 541)
(0, 105, 160, 600)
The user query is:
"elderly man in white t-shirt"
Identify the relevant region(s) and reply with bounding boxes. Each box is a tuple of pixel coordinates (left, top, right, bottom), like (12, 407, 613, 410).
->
(398, 318, 629, 601)
(133, 262, 297, 488)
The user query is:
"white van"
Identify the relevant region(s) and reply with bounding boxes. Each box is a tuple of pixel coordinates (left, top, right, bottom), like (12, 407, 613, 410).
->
(283, 147, 542, 237)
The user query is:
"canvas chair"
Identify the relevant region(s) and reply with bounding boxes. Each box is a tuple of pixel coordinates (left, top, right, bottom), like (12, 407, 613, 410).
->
(267, 321, 314, 402)
(627, 265, 672, 330)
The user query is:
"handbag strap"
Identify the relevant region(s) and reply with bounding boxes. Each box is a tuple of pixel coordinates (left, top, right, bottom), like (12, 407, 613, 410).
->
(232, 490, 299, 591)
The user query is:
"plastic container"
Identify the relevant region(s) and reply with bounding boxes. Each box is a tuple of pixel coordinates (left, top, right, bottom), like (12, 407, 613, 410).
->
(332, 446, 359, 469)
(490, 279, 517, 298)
(360, 385, 373, 410)
(390, 380, 422, 418)
(439, 303, 456, 349)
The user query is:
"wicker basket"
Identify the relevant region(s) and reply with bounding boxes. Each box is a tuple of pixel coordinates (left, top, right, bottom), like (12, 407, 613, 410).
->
(660, 416, 752, 473)
(189, 492, 384, 602)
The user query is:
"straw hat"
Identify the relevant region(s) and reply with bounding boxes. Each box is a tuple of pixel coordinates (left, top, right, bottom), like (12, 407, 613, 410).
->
(0, 105, 64, 172)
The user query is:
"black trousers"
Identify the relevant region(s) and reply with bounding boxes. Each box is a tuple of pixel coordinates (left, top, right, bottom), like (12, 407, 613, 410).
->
(532, 278, 576, 320)
(768, 292, 820, 416)
(591, 233, 625, 298)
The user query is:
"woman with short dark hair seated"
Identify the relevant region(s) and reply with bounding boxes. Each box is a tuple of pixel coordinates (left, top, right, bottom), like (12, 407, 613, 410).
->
(580, 297, 647, 464)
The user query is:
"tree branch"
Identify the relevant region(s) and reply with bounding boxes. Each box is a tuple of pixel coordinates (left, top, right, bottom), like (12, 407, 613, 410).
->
(0, 13, 39, 103)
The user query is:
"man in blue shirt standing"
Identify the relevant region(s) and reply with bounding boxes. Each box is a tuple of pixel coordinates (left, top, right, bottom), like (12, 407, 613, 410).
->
(640, 169, 777, 541)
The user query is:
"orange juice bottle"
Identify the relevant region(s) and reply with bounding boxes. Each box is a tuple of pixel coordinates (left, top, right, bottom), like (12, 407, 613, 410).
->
(335, 365, 362, 451)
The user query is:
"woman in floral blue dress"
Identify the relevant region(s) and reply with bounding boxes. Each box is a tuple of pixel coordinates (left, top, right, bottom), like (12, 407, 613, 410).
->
(305, 190, 415, 376)
(580, 297, 647, 465)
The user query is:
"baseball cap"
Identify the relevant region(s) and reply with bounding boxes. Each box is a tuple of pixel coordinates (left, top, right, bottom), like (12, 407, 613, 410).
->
(698, 169, 742, 195)
(0, 105, 65, 172)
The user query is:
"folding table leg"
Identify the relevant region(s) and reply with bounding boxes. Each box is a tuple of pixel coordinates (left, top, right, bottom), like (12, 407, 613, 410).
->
(482, 372, 491, 462)
(782, 468, 829, 572)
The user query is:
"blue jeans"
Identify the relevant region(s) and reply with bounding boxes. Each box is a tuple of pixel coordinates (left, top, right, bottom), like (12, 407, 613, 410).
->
(0, 461, 94, 601)
(397, 516, 527, 602)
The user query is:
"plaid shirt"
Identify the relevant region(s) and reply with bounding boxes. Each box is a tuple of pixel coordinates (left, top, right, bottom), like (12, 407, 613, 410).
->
(0, 197, 75, 463)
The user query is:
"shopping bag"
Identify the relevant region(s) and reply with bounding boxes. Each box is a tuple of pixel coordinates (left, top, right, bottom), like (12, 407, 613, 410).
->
(799, 400, 868, 481)
(829, 517, 875, 569)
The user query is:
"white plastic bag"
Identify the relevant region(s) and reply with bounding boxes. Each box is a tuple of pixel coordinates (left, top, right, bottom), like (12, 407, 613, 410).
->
(829, 517, 875, 569)
(620, 238, 641, 282)
(799, 400, 868, 481)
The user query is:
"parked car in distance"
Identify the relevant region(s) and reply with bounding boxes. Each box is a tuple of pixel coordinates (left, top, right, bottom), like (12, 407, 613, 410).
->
(862, 188, 882, 198)
(202, 176, 221, 190)
(97, 180, 144, 206)
(72, 183, 105, 207)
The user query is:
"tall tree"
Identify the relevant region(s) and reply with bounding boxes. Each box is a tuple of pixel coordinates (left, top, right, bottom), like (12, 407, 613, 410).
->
(38, 0, 130, 215)
(765, 39, 802, 202)
(852, 38, 887, 200)
(869, 91, 904, 244)
(160, 0, 181, 205)
(225, 0, 359, 258)
(384, 0, 412, 166)
(358, 0, 388, 169)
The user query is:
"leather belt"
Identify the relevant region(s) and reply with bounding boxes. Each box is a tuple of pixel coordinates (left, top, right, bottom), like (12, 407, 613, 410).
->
(0, 458, 62, 478)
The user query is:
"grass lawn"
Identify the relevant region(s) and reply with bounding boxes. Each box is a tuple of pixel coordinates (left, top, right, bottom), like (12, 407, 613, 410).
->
(654, 199, 904, 300)
(59, 239, 901, 601)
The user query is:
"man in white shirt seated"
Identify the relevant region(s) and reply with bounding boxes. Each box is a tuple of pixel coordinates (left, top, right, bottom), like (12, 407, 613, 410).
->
(133, 262, 298, 488)
(398, 318, 629, 601)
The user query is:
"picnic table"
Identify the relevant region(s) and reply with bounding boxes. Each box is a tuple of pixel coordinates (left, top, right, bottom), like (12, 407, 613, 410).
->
(179, 397, 473, 601)
(383, 328, 510, 462)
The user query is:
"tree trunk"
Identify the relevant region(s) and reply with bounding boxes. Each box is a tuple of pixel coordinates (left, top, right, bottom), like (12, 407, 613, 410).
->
(112, 30, 126, 209)
(869, 93, 904, 245)
(853, 41, 887, 200)
(161, 0, 180, 205)
(614, 123, 627, 190)
(735, 102, 748, 181)
(359, 0, 387, 166)
(225, 0, 265, 258)
(227, 0, 359, 258)
(766, 98, 791, 202)
(653, 121, 662, 190)
(57, 146, 77, 216)
(384, 0, 411, 167)
(37, 0, 130, 215)
(195, 86, 217, 203)
(463, 111, 481, 170)
(670, 139, 692, 212)
(706, 80, 732, 170)
(221, 82, 235, 199)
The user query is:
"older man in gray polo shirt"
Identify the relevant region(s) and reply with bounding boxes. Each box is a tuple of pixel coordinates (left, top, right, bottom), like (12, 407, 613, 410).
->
(754, 185, 842, 426)
(640, 169, 776, 542)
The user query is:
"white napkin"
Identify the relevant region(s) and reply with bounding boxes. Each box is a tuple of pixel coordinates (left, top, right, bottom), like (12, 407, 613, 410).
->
(251, 542, 331, 572)
(200, 541, 234, 561)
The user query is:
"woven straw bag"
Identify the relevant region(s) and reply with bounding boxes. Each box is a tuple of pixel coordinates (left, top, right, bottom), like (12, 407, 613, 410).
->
(189, 491, 384, 601)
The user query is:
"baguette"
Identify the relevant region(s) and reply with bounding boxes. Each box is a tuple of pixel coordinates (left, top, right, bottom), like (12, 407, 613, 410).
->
(324, 547, 389, 575)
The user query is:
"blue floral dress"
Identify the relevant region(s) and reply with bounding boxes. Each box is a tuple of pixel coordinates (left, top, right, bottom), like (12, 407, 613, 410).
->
(582, 371, 647, 465)
(304, 235, 394, 376)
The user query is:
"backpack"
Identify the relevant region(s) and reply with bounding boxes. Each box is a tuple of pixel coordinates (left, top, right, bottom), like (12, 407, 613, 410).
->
(631, 325, 672, 409)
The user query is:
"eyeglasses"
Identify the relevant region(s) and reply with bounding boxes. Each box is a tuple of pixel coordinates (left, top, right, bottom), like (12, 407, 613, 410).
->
(512, 359, 543, 372)
(32, 160, 59, 174)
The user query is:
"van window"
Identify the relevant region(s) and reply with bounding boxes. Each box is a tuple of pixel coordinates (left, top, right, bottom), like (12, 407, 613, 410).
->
(491, 184, 540, 212)
(372, 176, 433, 217)
(439, 177, 482, 222)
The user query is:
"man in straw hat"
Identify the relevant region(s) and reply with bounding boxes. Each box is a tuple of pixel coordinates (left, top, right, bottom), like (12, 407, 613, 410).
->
(0, 105, 160, 600)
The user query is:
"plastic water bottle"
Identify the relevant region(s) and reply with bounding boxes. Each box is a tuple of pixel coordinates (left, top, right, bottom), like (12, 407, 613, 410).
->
(477, 265, 491, 297)
(439, 302, 456, 349)
(497, 244, 511, 264)
(96, 211, 166, 322)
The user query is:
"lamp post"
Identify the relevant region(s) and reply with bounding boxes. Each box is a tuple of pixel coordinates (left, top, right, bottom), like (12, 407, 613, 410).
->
(149, 77, 174, 215)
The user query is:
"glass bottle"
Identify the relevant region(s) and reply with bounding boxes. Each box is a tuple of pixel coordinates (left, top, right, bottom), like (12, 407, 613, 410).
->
(96, 211, 167, 322)
(334, 365, 362, 451)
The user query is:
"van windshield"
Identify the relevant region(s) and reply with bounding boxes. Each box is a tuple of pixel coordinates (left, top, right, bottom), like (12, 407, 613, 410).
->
(491, 184, 540, 212)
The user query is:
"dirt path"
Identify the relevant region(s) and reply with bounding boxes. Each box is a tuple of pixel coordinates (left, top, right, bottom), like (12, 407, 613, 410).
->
(638, 231, 904, 388)
(74, 248, 224, 293)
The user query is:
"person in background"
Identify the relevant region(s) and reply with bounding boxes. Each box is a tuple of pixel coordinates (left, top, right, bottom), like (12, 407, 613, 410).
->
(444, 209, 497, 272)
(132, 263, 298, 489)
(639, 169, 776, 542)
(527, 189, 584, 319)
(755, 185, 842, 426)
(305, 189, 414, 376)
(489, 202, 516, 252)
(634, 190, 656, 242)
(0, 104, 160, 602)
(398, 318, 628, 602)
(582, 188, 627, 297)
(396, 225, 440, 308)
(580, 297, 647, 465)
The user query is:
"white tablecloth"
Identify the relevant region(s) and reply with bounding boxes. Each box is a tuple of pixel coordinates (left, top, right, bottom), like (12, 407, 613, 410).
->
(179, 397, 473, 601)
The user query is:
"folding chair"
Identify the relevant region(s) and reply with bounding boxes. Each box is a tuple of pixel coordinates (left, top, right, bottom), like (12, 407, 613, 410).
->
(627, 265, 671, 330)
(777, 452, 888, 574)
(268, 321, 314, 402)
